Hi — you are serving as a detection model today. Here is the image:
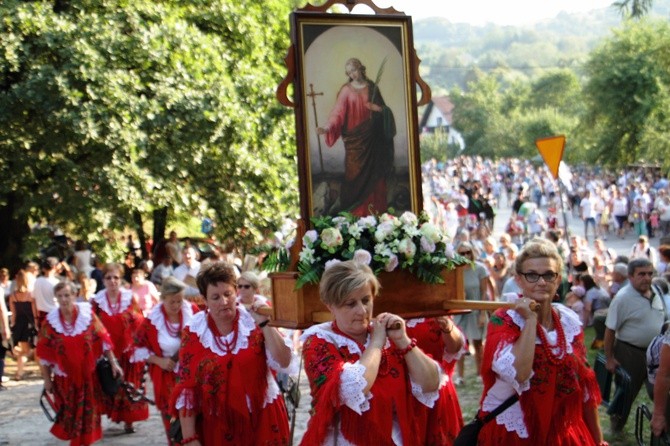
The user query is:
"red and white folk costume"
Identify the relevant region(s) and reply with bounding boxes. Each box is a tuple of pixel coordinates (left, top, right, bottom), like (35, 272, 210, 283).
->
(477, 304, 602, 445)
(300, 322, 446, 446)
(406, 318, 465, 445)
(172, 305, 298, 446)
(132, 301, 197, 433)
(37, 302, 112, 446)
(91, 289, 149, 424)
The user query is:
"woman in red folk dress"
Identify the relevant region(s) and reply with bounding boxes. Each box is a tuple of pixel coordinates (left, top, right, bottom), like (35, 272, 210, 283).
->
(132, 277, 198, 439)
(477, 238, 607, 446)
(406, 316, 465, 445)
(300, 260, 443, 446)
(91, 263, 148, 433)
(173, 261, 297, 446)
(38, 282, 122, 446)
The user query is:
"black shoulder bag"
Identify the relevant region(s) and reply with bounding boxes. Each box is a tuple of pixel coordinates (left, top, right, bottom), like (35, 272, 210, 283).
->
(453, 393, 519, 446)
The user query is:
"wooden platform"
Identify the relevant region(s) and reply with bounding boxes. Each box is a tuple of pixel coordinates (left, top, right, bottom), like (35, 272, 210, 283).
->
(270, 266, 466, 328)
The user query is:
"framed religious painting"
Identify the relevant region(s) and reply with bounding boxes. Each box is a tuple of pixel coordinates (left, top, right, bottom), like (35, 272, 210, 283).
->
(287, 11, 426, 222)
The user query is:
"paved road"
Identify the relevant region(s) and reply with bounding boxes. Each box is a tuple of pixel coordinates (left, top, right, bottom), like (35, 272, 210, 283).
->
(0, 197, 656, 444)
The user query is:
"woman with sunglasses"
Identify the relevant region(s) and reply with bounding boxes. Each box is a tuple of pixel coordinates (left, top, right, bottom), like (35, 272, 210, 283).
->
(236, 271, 270, 310)
(91, 263, 148, 434)
(476, 238, 606, 445)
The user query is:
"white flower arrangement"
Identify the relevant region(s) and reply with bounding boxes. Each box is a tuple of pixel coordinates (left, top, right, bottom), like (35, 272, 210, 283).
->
(288, 211, 469, 288)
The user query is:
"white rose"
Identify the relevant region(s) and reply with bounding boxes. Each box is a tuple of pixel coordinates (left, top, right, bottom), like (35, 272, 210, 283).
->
(399, 211, 418, 227)
(374, 221, 396, 242)
(420, 236, 436, 254)
(385, 254, 399, 272)
(353, 249, 372, 265)
(379, 213, 395, 223)
(321, 227, 343, 249)
(419, 222, 442, 243)
(398, 238, 417, 258)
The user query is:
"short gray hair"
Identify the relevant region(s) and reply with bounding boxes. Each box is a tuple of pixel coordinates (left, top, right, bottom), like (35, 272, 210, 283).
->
(160, 276, 187, 299)
(239, 271, 260, 290)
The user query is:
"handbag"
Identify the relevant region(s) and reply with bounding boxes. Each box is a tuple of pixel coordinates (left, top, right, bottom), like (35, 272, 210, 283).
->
(168, 417, 182, 444)
(453, 393, 519, 446)
(96, 357, 122, 397)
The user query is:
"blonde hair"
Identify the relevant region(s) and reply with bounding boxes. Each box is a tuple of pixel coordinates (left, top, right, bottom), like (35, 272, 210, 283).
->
(319, 261, 380, 307)
(514, 238, 564, 276)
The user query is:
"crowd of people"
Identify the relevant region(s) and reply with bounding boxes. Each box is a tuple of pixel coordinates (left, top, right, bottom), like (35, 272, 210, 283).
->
(0, 156, 670, 444)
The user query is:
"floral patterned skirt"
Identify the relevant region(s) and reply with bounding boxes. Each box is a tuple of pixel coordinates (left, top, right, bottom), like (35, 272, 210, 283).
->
(51, 374, 103, 446)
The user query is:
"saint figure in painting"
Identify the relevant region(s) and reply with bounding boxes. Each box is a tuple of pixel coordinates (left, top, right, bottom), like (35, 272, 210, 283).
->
(317, 57, 395, 216)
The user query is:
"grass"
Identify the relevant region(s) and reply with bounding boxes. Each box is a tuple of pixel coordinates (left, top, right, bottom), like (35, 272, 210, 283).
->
(454, 326, 653, 445)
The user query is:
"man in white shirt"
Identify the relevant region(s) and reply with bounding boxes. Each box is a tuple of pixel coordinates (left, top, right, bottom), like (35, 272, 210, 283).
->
(580, 190, 598, 241)
(33, 257, 60, 328)
(173, 247, 201, 300)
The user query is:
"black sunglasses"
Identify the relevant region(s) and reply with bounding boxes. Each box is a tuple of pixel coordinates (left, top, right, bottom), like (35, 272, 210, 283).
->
(237, 284, 252, 289)
(519, 271, 559, 283)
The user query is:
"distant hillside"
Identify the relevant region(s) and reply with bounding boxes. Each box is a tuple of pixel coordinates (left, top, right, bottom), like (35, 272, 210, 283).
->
(412, 0, 670, 93)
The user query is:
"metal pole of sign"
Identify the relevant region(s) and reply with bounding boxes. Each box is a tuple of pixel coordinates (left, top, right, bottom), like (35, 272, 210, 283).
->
(558, 180, 572, 248)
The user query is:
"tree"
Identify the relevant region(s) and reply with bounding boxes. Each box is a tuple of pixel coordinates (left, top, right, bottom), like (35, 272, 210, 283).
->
(0, 0, 298, 270)
(582, 19, 670, 169)
(614, 0, 654, 19)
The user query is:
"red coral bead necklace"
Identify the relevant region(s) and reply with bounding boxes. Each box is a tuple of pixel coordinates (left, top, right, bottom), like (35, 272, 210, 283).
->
(208, 311, 239, 355)
(161, 304, 183, 338)
(535, 307, 567, 365)
(59, 305, 79, 335)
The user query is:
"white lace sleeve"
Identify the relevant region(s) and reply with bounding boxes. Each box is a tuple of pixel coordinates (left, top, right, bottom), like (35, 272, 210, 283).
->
(491, 342, 532, 394)
(339, 361, 372, 415)
(130, 347, 151, 363)
(175, 389, 195, 410)
(410, 360, 446, 408)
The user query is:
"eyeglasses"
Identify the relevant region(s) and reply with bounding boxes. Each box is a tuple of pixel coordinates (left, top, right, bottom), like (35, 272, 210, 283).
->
(458, 250, 473, 256)
(237, 284, 252, 289)
(104, 275, 120, 281)
(519, 271, 559, 283)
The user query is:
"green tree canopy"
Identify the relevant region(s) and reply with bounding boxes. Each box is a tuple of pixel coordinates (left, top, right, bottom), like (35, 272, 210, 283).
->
(0, 0, 298, 269)
(583, 19, 670, 169)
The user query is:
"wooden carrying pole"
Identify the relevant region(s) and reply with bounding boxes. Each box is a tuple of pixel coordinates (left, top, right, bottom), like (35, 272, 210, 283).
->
(442, 300, 539, 312)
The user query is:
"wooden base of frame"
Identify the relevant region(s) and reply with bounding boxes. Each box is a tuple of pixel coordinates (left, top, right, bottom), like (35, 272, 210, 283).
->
(270, 266, 466, 329)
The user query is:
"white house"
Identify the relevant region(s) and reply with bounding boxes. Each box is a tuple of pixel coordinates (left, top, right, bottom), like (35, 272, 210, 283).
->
(419, 96, 465, 149)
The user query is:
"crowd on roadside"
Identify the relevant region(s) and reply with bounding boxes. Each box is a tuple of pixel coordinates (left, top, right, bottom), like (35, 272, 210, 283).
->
(422, 156, 670, 436)
(1, 155, 670, 443)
